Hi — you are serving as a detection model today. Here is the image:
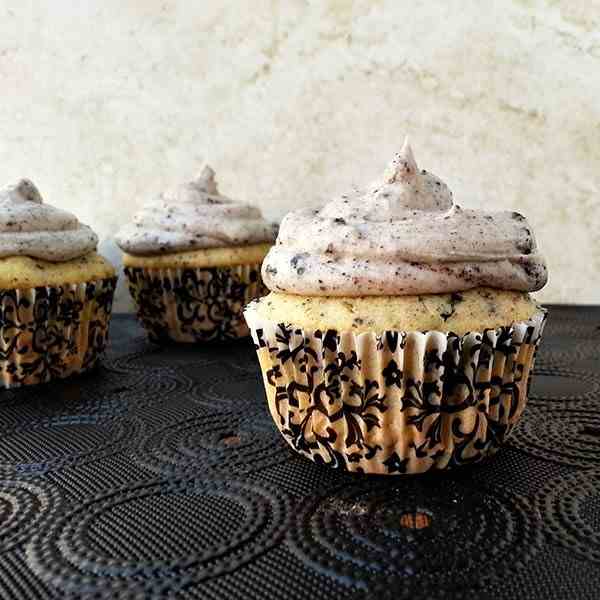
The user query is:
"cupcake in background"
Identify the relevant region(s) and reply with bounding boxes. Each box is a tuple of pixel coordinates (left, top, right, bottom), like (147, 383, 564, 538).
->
(0, 179, 116, 388)
(116, 165, 277, 343)
(245, 139, 548, 475)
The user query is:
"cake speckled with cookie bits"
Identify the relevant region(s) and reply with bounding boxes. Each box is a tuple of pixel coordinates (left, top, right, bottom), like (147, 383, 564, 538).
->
(0, 179, 116, 388)
(245, 138, 548, 475)
(116, 165, 277, 343)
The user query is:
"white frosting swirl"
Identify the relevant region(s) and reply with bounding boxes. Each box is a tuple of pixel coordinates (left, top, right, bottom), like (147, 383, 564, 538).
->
(0, 180, 98, 262)
(262, 139, 548, 296)
(115, 166, 277, 256)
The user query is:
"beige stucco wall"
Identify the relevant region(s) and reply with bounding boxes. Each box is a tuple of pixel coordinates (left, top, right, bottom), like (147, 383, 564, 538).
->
(1, 0, 599, 310)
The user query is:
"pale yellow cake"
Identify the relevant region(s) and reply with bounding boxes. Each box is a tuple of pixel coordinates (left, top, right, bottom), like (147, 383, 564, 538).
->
(251, 287, 541, 335)
(122, 243, 272, 270)
(0, 252, 116, 289)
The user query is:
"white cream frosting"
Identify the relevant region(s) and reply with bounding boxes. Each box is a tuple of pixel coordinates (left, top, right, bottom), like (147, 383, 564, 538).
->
(115, 165, 277, 256)
(262, 139, 548, 296)
(0, 179, 98, 262)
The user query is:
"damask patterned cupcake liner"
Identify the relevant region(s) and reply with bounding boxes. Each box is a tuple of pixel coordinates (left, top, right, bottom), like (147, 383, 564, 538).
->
(245, 305, 547, 475)
(124, 264, 267, 343)
(0, 277, 117, 389)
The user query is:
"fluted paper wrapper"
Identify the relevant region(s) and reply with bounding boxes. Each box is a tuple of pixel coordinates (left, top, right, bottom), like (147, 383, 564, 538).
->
(245, 305, 547, 475)
(0, 277, 116, 389)
(124, 264, 266, 343)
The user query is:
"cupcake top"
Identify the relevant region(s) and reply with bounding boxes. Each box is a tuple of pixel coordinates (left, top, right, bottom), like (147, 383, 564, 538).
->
(262, 139, 548, 296)
(115, 165, 277, 256)
(0, 179, 98, 262)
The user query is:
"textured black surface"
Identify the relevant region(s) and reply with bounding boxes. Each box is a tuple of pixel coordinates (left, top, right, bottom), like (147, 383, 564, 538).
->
(0, 306, 599, 599)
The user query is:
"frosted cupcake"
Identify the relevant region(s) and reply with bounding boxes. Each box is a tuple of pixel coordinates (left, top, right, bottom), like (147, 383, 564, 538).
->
(0, 179, 116, 388)
(116, 165, 277, 343)
(245, 140, 548, 475)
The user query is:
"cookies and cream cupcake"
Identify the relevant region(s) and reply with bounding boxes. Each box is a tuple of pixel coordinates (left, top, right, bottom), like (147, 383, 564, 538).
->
(0, 179, 116, 388)
(245, 139, 547, 475)
(116, 165, 277, 343)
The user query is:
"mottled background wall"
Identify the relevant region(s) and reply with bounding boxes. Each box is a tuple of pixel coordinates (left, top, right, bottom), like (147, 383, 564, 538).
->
(1, 0, 599, 310)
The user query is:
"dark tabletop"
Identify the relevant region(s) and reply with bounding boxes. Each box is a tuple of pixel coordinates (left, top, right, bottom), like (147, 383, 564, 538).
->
(0, 306, 599, 599)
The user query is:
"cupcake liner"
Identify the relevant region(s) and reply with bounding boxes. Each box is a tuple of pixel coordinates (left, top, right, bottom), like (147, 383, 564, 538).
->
(124, 264, 267, 343)
(245, 305, 547, 475)
(0, 277, 117, 389)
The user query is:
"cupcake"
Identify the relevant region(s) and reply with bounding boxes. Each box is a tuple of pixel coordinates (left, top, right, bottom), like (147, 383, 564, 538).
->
(0, 179, 117, 389)
(116, 165, 277, 343)
(245, 139, 548, 475)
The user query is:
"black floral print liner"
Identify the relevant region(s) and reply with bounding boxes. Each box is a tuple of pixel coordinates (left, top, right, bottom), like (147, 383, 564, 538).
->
(248, 308, 547, 474)
(0, 277, 116, 388)
(124, 264, 267, 343)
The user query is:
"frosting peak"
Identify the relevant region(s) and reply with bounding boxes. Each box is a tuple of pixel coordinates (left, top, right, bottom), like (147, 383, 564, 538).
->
(193, 165, 219, 195)
(377, 138, 453, 214)
(383, 137, 419, 185)
(262, 142, 547, 296)
(320, 139, 453, 225)
(115, 164, 277, 256)
(0, 179, 98, 262)
(166, 165, 220, 202)
(1, 179, 44, 204)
